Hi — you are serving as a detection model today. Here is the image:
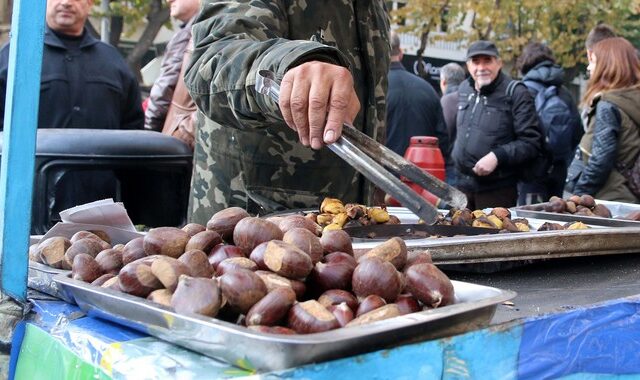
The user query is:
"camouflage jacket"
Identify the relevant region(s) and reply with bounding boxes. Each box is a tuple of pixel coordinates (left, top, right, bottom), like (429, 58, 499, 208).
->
(185, 0, 390, 223)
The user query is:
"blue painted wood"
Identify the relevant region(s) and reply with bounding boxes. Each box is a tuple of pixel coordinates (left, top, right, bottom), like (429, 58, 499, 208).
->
(0, 0, 46, 301)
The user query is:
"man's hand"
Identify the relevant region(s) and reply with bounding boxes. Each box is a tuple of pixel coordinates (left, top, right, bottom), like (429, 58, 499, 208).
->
(473, 152, 498, 176)
(279, 61, 360, 150)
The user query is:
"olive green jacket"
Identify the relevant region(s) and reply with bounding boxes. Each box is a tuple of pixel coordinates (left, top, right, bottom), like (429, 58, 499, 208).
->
(578, 88, 640, 202)
(185, 0, 390, 223)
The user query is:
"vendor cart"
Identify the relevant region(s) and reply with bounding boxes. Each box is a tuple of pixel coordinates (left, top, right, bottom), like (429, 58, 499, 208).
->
(2, 2, 640, 379)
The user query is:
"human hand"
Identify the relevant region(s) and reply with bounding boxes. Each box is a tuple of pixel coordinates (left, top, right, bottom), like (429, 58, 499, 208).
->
(473, 152, 498, 176)
(279, 61, 360, 150)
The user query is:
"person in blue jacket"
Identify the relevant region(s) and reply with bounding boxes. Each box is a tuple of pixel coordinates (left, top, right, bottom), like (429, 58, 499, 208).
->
(385, 31, 449, 159)
(0, 0, 143, 130)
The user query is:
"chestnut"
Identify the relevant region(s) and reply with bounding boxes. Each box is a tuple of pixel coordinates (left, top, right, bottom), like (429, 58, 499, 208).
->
(233, 217, 284, 256)
(101, 276, 122, 292)
(87, 230, 112, 245)
(318, 289, 359, 312)
(248, 242, 269, 269)
(287, 300, 340, 334)
(404, 263, 454, 308)
(118, 256, 163, 297)
(91, 273, 116, 287)
(70, 230, 110, 247)
(185, 230, 222, 253)
(219, 269, 268, 314)
(308, 261, 354, 292)
(283, 228, 324, 264)
(207, 207, 251, 243)
(171, 275, 221, 317)
(592, 204, 612, 218)
(94, 248, 123, 275)
(568, 194, 582, 205)
(150, 256, 191, 292)
(262, 240, 313, 280)
(580, 194, 596, 208)
(405, 250, 433, 271)
(355, 294, 386, 317)
(143, 227, 190, 258)
(216, 257, 258, 276)
(358, 237, 407, 270)
(65, 237, 105, 267)
(207, 244, 244, 269)
(178, 249, 213, 278)
(490, 207, 511, 220)
(346, 304, 401, 327)
(72, 253, 103, 283)
(323, 251, 357, 267)
(352, 257, 402, 303)
(122, 237, 147, 265)
(38, 236, 71, 269)
(327, 302, 354, 327)
(29, 243, 42, 264)
(181, 223, 206, 237)
(319, 229, 353, 255)
(245, 287, 297, 326)
(255, 270, 306, 300)
(396, 294, 421, 315)
(278, 215, 322, 236)
(147, 288, 173, 307)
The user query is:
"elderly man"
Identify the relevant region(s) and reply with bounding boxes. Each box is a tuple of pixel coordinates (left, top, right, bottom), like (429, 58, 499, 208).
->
(144, 0, 200, 148)
(451, 40, 543, 209)
(0, 0, 143, 130)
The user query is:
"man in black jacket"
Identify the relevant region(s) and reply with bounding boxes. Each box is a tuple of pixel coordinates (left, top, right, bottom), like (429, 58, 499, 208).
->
(0, 0, 143, 130)
(452, 40, 543, 209)
(386, 32, 449, 158)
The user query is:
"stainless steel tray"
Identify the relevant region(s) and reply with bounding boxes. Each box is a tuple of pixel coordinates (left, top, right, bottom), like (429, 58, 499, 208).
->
(54, 273, 515, 371)
(28, 262, 74, 303)
(511, 199, 640, 227)
(352, 227, 640, 264)
(272, 207, 640, 265)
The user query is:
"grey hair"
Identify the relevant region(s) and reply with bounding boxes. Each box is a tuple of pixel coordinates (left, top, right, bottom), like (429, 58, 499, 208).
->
(390, 31, 401, 56)
(440, 62, 465, 85)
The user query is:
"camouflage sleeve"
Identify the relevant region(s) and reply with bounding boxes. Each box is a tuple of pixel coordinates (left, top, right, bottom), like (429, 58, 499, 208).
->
(184, 0, 351, 130)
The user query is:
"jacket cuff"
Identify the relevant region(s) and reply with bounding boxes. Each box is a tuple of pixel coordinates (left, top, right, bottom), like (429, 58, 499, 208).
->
(492, 147, 509, 166)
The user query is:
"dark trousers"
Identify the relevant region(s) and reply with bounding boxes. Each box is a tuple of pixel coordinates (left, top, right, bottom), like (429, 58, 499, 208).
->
(463, 185, 518, 210)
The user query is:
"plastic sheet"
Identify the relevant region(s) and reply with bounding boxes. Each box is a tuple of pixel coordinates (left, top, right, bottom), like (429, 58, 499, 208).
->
(518, 297, 640, 379)
(15, 300, 246, 379)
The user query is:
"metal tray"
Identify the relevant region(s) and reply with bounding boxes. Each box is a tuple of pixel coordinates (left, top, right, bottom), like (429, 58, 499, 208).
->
(54, 273, 515, 371)
(271, 207, 640, 265)
(28, 262, 74, 303)
(352, 226, 640, 264)
(512, 199, 640, 227)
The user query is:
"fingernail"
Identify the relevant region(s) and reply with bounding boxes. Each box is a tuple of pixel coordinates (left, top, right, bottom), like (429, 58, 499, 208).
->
(312, 138, 322, 149)
(324, 130, 335, 142)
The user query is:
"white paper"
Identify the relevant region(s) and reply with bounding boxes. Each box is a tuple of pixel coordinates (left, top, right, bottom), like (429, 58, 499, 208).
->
(58, 198, 137, 232)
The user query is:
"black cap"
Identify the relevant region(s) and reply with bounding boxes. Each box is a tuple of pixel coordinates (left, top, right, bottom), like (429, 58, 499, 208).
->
(466, 40, 500, 60)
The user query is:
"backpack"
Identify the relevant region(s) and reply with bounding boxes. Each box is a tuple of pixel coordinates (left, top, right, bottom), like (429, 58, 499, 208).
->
(506, 80, 553, 183)
(522, 80, 575, 163)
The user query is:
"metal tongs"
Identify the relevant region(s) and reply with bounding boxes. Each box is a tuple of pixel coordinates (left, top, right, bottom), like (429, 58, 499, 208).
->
(255, 70, 467, 224)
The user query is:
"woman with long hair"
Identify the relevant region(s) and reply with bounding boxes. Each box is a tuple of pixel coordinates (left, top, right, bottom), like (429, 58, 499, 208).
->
(565, 37, 640, 203)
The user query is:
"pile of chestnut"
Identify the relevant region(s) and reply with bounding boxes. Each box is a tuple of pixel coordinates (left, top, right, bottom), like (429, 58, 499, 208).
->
(439, 207, 532, 233)
(30, 206, 455, 335)
(519, 194, 613, 218)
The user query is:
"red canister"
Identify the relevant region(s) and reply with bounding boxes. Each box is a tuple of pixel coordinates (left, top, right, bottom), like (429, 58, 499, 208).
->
(386, 136, 445, 207)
